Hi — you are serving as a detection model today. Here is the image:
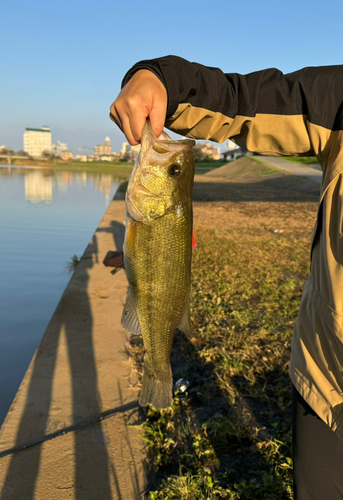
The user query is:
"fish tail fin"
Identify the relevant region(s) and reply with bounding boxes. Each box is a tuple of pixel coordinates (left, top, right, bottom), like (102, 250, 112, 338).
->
(139, 361, 173, 410)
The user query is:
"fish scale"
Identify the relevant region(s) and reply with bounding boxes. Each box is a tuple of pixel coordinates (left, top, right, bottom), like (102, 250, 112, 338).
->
(121, 120, 195, 409)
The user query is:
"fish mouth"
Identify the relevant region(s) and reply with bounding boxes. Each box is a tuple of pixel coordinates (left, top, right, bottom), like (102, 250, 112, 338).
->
(126, 195, 146, 222)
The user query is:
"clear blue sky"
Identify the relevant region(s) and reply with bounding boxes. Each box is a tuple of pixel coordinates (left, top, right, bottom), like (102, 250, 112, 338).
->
(2, 0, 343, 154)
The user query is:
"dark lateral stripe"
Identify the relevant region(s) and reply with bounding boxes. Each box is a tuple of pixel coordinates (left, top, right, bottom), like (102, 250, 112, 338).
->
(122, 56, 343, 132)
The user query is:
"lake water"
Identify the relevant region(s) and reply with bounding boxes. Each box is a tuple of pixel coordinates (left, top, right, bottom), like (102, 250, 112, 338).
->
(0, 165, 127, 425)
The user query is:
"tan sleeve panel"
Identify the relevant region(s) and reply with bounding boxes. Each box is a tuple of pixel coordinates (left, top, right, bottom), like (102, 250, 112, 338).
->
(290, 167, 343, 432)
(166, 104, 235, 144)
(166, 103, 334, 157)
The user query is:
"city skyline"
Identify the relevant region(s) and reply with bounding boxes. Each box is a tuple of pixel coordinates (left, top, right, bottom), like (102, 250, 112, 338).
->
(2, 0, 342, 154)
(1, 127, 229, 160)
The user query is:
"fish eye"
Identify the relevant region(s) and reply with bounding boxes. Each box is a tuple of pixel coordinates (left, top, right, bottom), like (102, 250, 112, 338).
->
(169, 164, 181, 176)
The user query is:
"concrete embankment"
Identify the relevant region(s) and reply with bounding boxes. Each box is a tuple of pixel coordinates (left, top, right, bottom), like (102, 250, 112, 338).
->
(0, 185, 147, 499)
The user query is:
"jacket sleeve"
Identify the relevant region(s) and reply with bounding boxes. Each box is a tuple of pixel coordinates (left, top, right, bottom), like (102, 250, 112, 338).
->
(121, 56, 343, 159)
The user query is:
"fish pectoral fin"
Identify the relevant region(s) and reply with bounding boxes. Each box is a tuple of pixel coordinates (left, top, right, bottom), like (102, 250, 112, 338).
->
(178, 298, 192, 339)
(121, 291, 142, 335)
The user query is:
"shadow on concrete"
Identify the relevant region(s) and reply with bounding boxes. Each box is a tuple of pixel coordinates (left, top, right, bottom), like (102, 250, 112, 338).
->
(97, 220, 126, 253)
(0, 231, 122, 499)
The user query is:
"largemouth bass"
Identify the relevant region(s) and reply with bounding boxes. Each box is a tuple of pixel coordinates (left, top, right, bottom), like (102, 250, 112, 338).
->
(121, 120, 195, 409)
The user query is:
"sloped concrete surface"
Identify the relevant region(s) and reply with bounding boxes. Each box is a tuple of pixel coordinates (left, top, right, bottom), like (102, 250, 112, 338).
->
(0, 197, 147, 499)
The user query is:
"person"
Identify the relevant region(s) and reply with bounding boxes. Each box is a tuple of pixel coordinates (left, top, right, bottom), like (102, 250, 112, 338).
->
(110, 56, 343, 500)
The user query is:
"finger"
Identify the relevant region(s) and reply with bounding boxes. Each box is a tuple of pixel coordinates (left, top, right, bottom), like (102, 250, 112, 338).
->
(109, 102, 123, 131)
(129, 113, 148, 144)
(120, 114, 140, 146)
(149, 97, 167, 138)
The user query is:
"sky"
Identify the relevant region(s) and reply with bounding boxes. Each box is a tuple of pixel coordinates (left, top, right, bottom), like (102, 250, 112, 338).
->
(2, 0, 343, 155)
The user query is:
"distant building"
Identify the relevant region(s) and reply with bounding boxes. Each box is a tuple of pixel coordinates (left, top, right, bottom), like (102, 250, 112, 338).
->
(61, 151, 73, 161)
(75, 155, 88, 162)
(120, 142, 130, 157)
(193, 142, 221, 161)
(99, 153, 120, 161)
(220, 139, 249, 162)
(226, 139, 239, 150)
(94, 137, 112, 156)
(24, 126, 52, 157)
(120, 142, 140, 161)
(221, 147, 248, 162)
(51, 141, 68, 157)
(0, 145, 14, 155)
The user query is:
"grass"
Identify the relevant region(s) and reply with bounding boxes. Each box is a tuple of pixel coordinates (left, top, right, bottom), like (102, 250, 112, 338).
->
(243, 156, 281, 177)
(0, 157, 134, 170)
(279, 157, 319, 165)
(64, 254, 81, 274)
(128, 197, 317, 499)
(258, 166, 280, 176)
(0, 160, 133, 182)
(195, 162, 229, 169)
(251, 156, 319, 165)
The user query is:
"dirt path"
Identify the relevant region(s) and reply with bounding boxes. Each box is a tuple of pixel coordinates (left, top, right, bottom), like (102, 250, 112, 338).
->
(258, 156, 322, 183)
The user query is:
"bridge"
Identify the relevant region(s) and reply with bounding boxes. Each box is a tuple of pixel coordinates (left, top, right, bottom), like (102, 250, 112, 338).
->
(0, 155, 35, 165)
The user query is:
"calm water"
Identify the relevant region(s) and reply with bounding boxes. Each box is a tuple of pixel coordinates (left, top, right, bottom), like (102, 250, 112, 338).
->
(0, 165, 125, 425)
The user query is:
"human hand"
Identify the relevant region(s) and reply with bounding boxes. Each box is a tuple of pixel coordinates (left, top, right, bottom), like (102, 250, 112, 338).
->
(110, 69, 168, 145)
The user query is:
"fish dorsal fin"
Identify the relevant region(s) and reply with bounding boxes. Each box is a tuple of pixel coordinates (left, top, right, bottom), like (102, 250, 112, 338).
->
(178, 296, 192, 339)
(121, 291, 142, 335)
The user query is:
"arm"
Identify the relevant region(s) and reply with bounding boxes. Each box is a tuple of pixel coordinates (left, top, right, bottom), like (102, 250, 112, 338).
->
(111, 56, 343, 160)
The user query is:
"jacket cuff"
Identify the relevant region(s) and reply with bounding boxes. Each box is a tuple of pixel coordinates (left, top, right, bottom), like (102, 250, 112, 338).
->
(121, 57, 179, 117)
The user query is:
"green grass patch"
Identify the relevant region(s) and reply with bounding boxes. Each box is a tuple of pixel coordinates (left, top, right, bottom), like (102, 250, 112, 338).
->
(246, 156, 280, 176)
(129, 201, 316, 499)
(258, 166, 279, 176)
(281, 157, 319, 164)
(1, 157, 135, 169)
(195, 162, 229, 169)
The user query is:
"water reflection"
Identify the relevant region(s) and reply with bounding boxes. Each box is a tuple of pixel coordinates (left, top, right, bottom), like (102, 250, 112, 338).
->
(0, 165, 131, 425)
(0, 165, 129, 205)
(25, 171, 53, 204)
(55, 170, 73, 192)
(94, 174, 113, 201)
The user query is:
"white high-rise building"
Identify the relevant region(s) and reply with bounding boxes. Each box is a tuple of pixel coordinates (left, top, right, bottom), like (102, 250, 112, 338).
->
(94, 137, 112, 156)
(24, 126, 52, 157)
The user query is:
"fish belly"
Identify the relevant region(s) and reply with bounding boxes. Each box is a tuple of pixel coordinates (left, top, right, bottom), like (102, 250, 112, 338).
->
(123, 207, 192, 409)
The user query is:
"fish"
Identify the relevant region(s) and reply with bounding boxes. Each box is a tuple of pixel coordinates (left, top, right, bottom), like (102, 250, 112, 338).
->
(121, 120, 195, 409)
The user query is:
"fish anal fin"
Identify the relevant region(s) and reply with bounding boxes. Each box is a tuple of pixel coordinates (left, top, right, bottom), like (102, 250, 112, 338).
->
(121, 291, 142, 335)
(178, 297, 192, 339)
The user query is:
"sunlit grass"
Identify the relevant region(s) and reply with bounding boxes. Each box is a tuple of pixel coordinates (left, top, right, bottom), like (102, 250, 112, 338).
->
(281, 157, 319, 164)
(128, 199, 315, 499)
